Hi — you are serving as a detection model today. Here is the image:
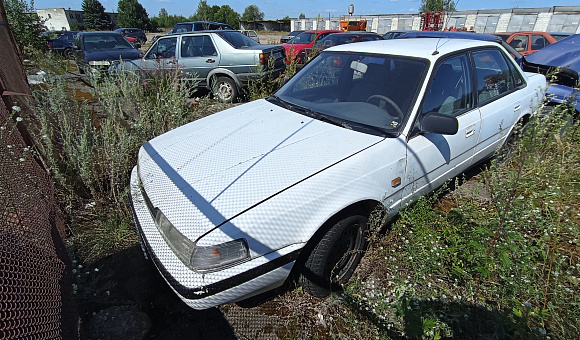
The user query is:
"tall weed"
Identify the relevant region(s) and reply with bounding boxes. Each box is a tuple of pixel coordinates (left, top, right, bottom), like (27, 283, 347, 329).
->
(30, 66, 231, 260)
(340, 106, 580, 339)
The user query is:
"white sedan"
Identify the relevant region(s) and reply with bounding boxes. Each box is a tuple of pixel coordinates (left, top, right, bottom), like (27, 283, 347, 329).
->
(129, 38, 546, 309)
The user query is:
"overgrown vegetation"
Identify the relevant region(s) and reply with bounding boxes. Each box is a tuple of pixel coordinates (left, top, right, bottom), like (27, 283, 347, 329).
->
(3, 0, 45, 58)
(335, 106, 580, 339)
(30, 64, 233, 260)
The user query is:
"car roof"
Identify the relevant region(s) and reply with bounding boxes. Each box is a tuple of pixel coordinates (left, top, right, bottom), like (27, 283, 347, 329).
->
(328, 38, 499, 61)
(304, 30, 342, 34)
(165, 29, 239, 37)
(397, 30, 502, 43)
(78, 31, 122, 35)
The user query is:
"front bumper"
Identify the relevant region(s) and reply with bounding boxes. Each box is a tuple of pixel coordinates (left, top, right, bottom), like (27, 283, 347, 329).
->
(128, 167, 300, 309)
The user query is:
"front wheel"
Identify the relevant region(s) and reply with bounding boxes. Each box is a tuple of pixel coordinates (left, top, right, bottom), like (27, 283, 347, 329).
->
(213, 76, 238, 103)
(299, 215, 369, 297)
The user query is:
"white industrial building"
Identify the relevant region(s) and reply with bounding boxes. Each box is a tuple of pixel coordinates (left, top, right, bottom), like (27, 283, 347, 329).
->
(290, 6, 580, 34)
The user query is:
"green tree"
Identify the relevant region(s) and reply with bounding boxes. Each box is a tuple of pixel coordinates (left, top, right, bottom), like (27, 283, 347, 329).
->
(159, 8, 167, 17)
(190, 0, 218, 21)
(82, 0, 111, 30)
(281, 16, 290, 20)
(150, 14, 187, 29)
(299, 13, 305, 19)
(3, 0, 45, 56)
(241, 4, 264, 21)
(420, 0, 456, 12)
(117, 0, 150, 30)
(213, 5, 240, 29)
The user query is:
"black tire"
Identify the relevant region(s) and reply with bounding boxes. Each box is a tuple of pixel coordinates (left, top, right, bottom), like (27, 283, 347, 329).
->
(63, 48, 73, 59)
(213, 76, 238, 103)
(299, 215, 368, 297)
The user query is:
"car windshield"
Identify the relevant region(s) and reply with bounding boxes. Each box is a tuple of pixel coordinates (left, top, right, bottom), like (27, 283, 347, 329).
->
(83, 34, 133, 51)
(314, 35, 356, 49)
(288, 32, 317, 44)
(217, 31, 260, 48)
(271, 52, 428, 136)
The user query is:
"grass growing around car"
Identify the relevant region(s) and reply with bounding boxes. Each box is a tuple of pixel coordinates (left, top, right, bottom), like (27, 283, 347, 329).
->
(334, 106, 580, 339)
(30, 64, 235, 261)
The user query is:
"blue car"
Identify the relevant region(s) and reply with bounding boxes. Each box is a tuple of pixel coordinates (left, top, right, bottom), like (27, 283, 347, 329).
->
(73, 31, 143, 75)
(522, 34, 579, 116)
(42, 31, 79, 58)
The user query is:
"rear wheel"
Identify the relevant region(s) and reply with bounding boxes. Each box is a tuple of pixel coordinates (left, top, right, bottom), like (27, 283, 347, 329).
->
(63, 48, 73, 59)
(213, 76, 238, 103)
(299, 215, 368, 297)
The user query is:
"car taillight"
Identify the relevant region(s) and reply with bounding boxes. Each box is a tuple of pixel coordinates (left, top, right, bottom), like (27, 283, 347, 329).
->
(259, 52, 270, 65)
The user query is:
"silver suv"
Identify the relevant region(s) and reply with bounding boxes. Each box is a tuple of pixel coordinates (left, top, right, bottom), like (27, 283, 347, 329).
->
(114, 30, 286, 102)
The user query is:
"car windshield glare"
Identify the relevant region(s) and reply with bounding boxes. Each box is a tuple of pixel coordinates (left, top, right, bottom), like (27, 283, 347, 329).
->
(289, 32, 316, 44)
(217, 31, 260, 48)
(274, 52, 428, 135)
(84, 34, 133, 51)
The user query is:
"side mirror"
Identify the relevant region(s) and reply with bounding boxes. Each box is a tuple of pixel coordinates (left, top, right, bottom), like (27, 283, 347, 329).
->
(419, 112, 459, 135)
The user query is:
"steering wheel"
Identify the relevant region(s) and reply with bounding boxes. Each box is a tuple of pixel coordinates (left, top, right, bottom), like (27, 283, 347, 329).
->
(366, 95, 404, 120)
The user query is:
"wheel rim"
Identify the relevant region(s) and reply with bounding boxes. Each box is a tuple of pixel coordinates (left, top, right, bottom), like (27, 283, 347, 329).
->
(216, 81, 233, 101)
(327, 223, 363, 284)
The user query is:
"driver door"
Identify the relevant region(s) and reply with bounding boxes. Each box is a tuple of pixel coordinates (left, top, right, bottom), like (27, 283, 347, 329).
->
(140, 36, 179, 72)
(402, 53, 481, 203)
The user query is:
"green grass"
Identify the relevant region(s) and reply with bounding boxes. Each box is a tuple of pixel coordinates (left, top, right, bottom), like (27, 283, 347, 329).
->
(338, 107, 580, 339)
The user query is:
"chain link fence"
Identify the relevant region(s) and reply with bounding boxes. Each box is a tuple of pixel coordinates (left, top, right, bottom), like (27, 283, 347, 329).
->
(0, 3, 78, 339)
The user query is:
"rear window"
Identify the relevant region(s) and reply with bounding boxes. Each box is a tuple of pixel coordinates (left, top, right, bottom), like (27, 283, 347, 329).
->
(217, 31, 260, 48)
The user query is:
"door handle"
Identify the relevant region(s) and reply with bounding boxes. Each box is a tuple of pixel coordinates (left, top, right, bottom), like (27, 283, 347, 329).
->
(465, 124, 475, 138)
(166, 59, 177, 64)
(514, 105, 521, 111)
(206, 59, 215, 63)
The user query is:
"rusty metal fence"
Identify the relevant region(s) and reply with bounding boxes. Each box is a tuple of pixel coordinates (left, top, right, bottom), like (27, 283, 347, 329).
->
(1, 3, 78, 339)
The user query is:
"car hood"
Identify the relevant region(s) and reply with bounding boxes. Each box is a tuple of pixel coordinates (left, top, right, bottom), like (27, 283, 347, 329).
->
(524, 34, 580, 73)
(137, 99, 383, 241)
(84, 48, 142, 62)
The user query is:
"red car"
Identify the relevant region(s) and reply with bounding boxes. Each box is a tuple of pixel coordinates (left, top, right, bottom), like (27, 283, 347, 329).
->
(282, 30, 342, 64)
(493, 31, 557, 56)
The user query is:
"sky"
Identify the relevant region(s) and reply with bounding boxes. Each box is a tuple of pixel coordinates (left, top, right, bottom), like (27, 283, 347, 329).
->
(33, 0, 580, 21)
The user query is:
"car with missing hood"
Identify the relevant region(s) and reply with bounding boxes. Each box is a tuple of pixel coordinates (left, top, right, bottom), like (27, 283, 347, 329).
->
(129, 37, 545, 310)
(522, 33, 580, 117)
(73, 31, 142, 75)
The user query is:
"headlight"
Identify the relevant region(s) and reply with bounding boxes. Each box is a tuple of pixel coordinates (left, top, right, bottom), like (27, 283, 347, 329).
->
(88, 60, 112, 66)
(191, 239, 249, 272)
(153, 208, 249, 272)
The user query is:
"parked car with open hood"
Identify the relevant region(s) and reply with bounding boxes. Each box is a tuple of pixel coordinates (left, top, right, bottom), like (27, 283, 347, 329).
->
(522, 33, 580, 117)
(113, 30, 286, 102)
(129, 37, 545, 310)
(73, 31, 142, 75)
(299, 31, 383, 64)
(280, 30, 304, 43)
(282, 30, 341, 64)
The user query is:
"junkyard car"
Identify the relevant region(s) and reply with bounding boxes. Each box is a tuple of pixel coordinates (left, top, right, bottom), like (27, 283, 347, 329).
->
(280, 30, 304, 43)
(282, 30, 342, 64)
(130, 38, 545, 310)
(114, 27, 147, 44)
(42, 30, 79, 58)
(494, 31, 557, 56)
(522, 33, 580, 117)
(114, 30, 286, 102)
(73, 31, 142, 75)
(299, 31, 383, 64)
